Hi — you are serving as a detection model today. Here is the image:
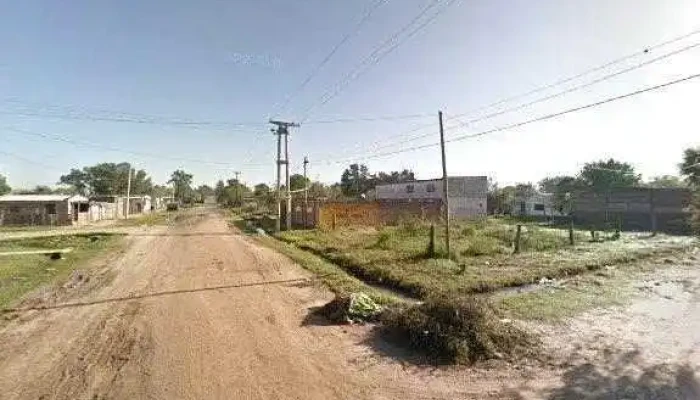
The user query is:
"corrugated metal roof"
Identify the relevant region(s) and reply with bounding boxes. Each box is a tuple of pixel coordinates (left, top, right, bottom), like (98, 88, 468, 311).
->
(0, 194, 89, 202)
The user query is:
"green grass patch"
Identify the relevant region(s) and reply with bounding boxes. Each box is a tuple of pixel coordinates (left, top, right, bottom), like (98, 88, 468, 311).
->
(275, 219, 697, 301)
(0, 233, 124, 309)
(255, 235, 401, 305)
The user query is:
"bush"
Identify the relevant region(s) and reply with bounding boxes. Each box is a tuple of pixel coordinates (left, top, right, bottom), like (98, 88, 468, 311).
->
(317, 293, 382, 323)
(381, 296, 537, 364)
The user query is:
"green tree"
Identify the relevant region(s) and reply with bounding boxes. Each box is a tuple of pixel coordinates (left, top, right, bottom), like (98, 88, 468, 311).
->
(152, 184, 173, 198)
(579, 159, 641, 192)
(15, 185, 55, 195)
(168, 169, 194, 203)
(680, 147, 700, 187)
(644, 175, 686, 188)
(289, 174, 309, 191)
(253, 183, 270, 197)
(59, 162, 153, 195)
(340, 163, 372, 197)
(539, 175, 579, 213)
(0, 174, 11, 195)
(215, 180, 226, 203)
(373, 169, 415, 185)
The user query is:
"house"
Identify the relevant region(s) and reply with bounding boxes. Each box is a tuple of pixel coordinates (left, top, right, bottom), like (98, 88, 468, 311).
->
(375, 176, 488, 218)
(571, 187, 692, 233)
(511, 192, 564, 217)
(0, 194, 91, 226)
(91, 195, 153, 219)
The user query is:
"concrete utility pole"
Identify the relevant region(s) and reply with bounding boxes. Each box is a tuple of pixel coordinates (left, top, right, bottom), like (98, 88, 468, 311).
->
(125, 166, 133, 220)
(303, 156, 309, 227)
(438, 111, 450, 257)
(234, 170, 241, 206)
(269, 120, 299, 231)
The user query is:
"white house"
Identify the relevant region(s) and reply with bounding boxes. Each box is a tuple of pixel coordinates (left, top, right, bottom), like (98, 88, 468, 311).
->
(512, 192, 564, 217)
(375, 176, 488, 218)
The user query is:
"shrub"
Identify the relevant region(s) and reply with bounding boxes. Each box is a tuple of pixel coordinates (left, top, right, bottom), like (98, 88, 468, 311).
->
(381, 296, 537, 364)
(317, 293, 382, 323)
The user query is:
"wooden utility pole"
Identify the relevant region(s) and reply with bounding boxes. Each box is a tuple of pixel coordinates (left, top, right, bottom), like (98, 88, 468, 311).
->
(438, 111, 450, 257)
(270, 120, 299, 231)
(125, 166, 133, 220)
(303, 156, 309, 228)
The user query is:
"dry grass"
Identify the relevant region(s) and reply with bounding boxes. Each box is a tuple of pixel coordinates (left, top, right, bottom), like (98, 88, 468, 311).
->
(277, 219, 696, 300)
(381, 296, 538, 364)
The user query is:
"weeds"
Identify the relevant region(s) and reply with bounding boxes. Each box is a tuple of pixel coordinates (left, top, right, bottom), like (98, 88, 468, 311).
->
(381, 296, 537, 364)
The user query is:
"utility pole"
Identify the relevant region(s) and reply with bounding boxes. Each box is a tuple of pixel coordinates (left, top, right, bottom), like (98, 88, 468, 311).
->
(303, 156, 309, 227)
(125, 166, 133, 220)
(234, 171, 241, 206)
(438, 111, 450, 257)
(270, 120, 299, 231)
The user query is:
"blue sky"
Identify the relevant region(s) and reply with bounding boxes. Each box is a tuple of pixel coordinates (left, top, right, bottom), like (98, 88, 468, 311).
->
(1, 0, 699, 190)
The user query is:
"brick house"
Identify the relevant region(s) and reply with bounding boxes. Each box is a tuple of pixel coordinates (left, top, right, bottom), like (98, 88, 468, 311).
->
(0, 194, 91, 226)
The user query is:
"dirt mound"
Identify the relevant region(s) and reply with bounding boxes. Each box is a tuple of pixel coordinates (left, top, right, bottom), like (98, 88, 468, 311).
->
(381, 295, 538, 364)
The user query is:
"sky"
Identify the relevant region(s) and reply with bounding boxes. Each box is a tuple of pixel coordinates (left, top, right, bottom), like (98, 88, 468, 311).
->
(1, 0, 699, 190)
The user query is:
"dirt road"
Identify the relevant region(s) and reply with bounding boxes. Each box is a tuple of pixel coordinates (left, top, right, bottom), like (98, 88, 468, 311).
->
(1, 210, 698, 399)
(0, 210, 489, 399)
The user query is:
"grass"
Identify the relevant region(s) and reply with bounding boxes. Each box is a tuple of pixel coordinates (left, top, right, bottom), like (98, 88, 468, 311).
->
(255, 235, 402, 305)
(115, 211, 174, 227)
(275, 218, 697, 301)
(0, 233, 124, 309)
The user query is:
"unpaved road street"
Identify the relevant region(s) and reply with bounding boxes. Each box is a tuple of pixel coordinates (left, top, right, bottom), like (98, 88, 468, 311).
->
(0, 210, 482, 399)
(1, 209, 699, 399)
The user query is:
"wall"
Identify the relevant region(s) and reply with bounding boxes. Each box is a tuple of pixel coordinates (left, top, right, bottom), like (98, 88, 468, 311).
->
(375, 176, 487, 218)
(0, 201, 72, 226)
(318, 201, 442, 229)
(572, 188, 692, 233)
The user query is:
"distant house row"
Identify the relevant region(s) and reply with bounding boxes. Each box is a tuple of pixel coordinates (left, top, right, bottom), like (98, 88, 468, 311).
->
(0, 194, 175, 226)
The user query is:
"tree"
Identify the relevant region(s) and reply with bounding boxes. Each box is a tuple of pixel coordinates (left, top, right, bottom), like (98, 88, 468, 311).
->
(215, 180, 226, 203)
(539, 175, 579, 213)
(15, 185, 55, 195)
(373, 169, 415, 185)
(644, 175, 686, 188)
(491, 186, 517, 214)
(168, 169, 194, 203)
(0, 174, 10, 195)
(253, 183, 270, 197)
(58, 162, 153, 196)
(514, 183, 536, 198)
(289, 174, 309, 191)
(680, 147, 700, 187)
(340, 163, 372, 197)
(579, 159, 641, 192)
(152, 184, 173, 198)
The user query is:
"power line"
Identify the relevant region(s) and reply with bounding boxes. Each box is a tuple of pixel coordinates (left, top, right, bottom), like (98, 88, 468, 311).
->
(0, 149, 62, 170)
(5, 127, 271, 167)
(453, 26, 700, 121)
(317, 72, 700, 165)
(298, 0, 457, 123)
(354, 39, 700, 153)
(307, 27, 700, 158)
(272, 0, 389, 117)
(2, 101, 434, 127)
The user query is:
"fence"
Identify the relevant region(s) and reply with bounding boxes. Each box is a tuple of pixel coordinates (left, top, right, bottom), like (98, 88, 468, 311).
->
(318, 200, 441, 230)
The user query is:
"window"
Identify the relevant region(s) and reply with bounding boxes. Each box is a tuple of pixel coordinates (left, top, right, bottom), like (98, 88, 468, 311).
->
(534, 203, 545, 211)
(79, 203, 89, 212)
(426, 183, 436, 193)
(45, 204, 57, 215)
(405, 184, 415, 193)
